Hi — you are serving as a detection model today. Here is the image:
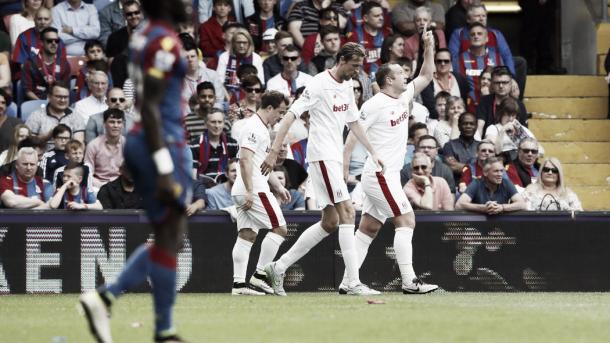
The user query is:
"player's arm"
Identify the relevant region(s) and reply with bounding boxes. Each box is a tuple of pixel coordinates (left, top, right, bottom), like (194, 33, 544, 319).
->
(239, 147, 255, 210)
(261, 112, 296, 175)
(342, 131, 357, 180)
(347, 120, 384, 172)
(412, 23, 435, 95)
(140, 45, 179, 204)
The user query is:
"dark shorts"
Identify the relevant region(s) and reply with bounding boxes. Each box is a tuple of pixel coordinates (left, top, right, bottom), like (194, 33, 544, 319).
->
(124, 133, 193, 223)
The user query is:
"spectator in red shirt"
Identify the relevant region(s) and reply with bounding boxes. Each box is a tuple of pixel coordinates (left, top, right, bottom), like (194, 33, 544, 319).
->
(199, 0, 234, 70)
(458, 139, 495, 193)
(0, 147, 52, 209)
(347, 1, 390, 76)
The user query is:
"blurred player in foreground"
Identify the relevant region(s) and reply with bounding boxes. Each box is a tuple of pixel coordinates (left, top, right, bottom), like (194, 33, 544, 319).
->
(79, 0, 193, 342)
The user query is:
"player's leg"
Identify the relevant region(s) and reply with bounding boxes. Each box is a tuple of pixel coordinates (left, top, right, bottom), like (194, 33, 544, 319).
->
(334, 199, 360, 288)
(265, 206, 337, 295)
(392, 212, 438, 294)
(148, 208, 188, 342)
(231, 228, 265, 295)
(338, 213, 383, 293)
(251, 225, 286, 294)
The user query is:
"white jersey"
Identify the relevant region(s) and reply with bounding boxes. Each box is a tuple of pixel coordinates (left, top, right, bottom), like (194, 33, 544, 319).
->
(232, 115, 271, 195)
(289, 70, 359, 163)
(360, 83, 415, 174)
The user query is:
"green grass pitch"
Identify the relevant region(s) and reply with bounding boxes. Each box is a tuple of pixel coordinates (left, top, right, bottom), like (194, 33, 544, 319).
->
(2, 292, 610, 342)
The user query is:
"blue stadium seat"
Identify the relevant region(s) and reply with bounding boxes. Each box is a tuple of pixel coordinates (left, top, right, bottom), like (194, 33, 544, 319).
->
(20, 100, 48, 123)
(6, 102, 17, 117)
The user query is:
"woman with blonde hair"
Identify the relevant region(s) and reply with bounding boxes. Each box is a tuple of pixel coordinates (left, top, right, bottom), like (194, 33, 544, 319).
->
(433, 95, 464, 148)
(523, 157, 582, 211)
(0, 124, 30, 165)
(216, 28, 265, 103)
(9, 0, 43, 47)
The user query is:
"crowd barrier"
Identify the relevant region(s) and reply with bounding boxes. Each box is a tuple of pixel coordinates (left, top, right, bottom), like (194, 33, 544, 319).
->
(0, 210, 609, 294)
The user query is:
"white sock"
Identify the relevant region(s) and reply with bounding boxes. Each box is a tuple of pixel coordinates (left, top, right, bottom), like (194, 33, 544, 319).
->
(232, 237, 253, 284)
(275, 222, 329, 274)
(394, 227, 416, 285)
(338, 224, 360, 287)
(341, 229, 374, 286)
(256, 231, 285, 273)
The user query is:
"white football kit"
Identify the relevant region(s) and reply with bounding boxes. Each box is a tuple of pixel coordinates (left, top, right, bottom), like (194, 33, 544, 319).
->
(232, 114, 286, 231)
(289, 71, 359, 207)
(358, 83, 416, 222)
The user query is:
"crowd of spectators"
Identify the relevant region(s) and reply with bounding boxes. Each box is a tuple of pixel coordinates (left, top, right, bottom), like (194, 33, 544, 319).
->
(0, 0, 583, 214)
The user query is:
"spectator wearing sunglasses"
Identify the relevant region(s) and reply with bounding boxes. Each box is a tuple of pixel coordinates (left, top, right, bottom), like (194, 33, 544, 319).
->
(523, 157, 582, 211)
(404, 152, 454, 210)
(22, 27, 71, 101)
(266, 45, 313, 100)
(85, 88, 134, 144)
(505, 138, 540, 191)
(106, 0, 143, 57)
(229, 75, 264, 141)
(420, 48, 469, 120)
(456, 156, 526, 214)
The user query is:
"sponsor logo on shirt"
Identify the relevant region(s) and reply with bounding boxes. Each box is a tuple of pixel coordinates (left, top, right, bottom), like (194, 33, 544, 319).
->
(390, 111, 409, 127)
(333, 104, 349, 112)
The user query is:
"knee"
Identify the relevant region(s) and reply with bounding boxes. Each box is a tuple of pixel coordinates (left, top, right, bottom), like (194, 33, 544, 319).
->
(337, 204, 355, 224)
(272, 226, 287, 237)
(238, 228, 257, 243)
(321, 218, 339, 232)
(360, 224, 381, 238)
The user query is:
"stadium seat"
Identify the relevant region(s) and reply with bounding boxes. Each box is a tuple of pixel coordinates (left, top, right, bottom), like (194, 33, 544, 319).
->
(20, 100, 47, 123)
(68, 56, 87, 78)
(94, 0, 113, 11)
(6, 102, 17, 117)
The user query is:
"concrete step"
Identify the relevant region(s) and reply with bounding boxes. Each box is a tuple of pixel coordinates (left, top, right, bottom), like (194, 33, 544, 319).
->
(540, 142, 610, 164)
(571, 186, 610, 210)
(525, 97, 608, 119)
(562, 164, 610, 186)
(529, 119, 610, 142)
(524, 76, 608, 97)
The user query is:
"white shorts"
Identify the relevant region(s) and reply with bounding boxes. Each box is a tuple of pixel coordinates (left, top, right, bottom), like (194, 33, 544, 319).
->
(233, 191, 286, 232)
(361, 171, 413, 223)
(307, 160, 350, 208)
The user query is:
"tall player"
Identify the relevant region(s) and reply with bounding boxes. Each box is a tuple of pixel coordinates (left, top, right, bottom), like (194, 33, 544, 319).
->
(231, 91, 291, 295)
(261, 43, 384, 296)
(341, 23, 439, 295)
(79, 1, 192, 342)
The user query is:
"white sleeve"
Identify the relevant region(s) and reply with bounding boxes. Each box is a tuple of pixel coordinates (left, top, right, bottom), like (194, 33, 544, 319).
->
(289, 80, 319, 118)
(345, 83, 359, 123)
(358, 100, 379, 132)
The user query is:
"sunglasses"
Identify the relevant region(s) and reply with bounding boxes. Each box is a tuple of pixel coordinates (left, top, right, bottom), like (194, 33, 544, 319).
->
(323, 16, 338, 20)
(353, 87, 362, 91)
(110, 97, 126, 103)
(45, 38, 59, 44)
(435, 59, 450, 64)
(479, 149, 494, 153)
(245, 87, 263, 93)
(282, 56, 299, 61)
(413, 165, 428, 171)
(125, 10, 141, 17)
(542, 167, 559, 174)
(520, 148, 538, 154)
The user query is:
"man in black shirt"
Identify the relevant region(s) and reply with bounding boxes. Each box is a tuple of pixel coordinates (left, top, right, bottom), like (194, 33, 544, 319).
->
(97, 163, 142, 209)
